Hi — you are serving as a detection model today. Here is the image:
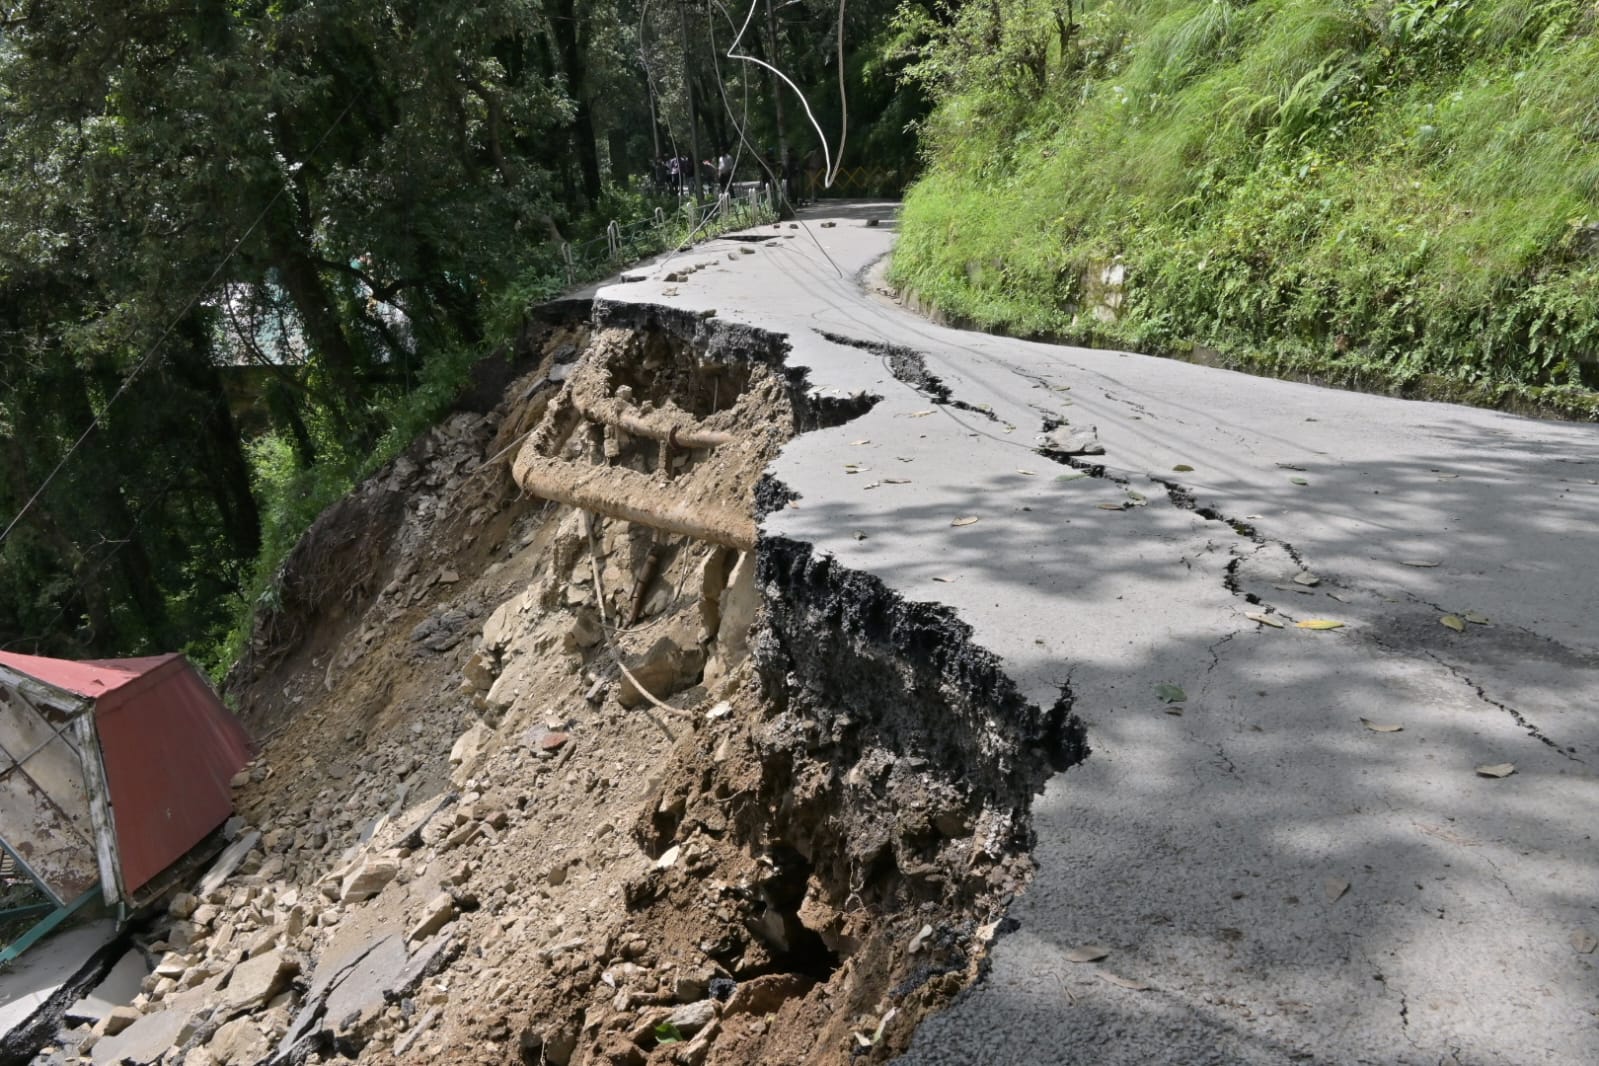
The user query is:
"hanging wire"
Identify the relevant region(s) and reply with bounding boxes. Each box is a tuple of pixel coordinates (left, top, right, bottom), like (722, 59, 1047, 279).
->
(0, 102, 357, 551)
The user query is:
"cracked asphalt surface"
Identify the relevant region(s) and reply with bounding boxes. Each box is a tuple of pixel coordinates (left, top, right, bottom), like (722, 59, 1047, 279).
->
(599, 203, 1599, 1064)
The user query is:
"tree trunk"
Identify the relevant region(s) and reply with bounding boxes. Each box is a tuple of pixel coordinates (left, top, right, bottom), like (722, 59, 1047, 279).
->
(764, 0, 792, 209)
(268, 229, 372, 443)
(552, 0, 602, 202)
(172, 317, 262, 559)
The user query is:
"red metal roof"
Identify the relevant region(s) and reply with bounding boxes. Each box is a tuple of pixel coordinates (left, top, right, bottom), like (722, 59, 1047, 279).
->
(0, 651, 253, 896)
(0, 650, 178, 700)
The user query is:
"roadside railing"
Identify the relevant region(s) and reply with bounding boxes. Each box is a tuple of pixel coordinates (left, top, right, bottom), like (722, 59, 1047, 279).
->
(557, 186, 779, 286)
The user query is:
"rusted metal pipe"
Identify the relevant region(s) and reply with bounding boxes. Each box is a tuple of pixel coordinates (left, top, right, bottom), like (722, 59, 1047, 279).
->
(512, 450, 756, 550)
(570, 393, 735, 449)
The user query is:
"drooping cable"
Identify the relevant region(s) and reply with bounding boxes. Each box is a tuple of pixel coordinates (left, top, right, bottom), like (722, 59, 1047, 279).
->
(0, 102, 357, 551)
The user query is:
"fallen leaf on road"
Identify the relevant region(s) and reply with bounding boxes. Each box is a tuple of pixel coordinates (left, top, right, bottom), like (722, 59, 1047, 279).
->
(1016, 468, 1037, 476)
(1463, 610, 1490, 625)
(1290, 476, 1310, 486)
(932, 576, 956, 583)
(1297, 619, 1345, 630)
(1164, 706, 1183, 716)
(1400, 560, 1439, 568)
(1097, 502, 1128, 511)
(1155, 683, 1186, 704)
(1275, 584, 1317, 595)
(1276, 462, 1307, 471)
(1055, 472, 1088, 482)
(1571, 929, 1598, 954)
(1066, 945, 1111, 963)
(1324, 878, 1351, 903)
(1098, 973, 1152, 992)
(1435, 472, 1460, 479)
(951, 516, 980, 527)
(910, 410, 934, 418)
(1327, 592, 1349, 603)
(1361, 718, 1404, 733)
(1126, 490, 1148, 506)
(853, 531, 868, 540)
(1293, 572, 1320, 587)
(1440, 614, 1466, 632)
(850, 439, 870, 446)
(1475, 762, 1516, 778)
(1172, 464, 1194, 472)
(1245, 611, 1284, 628)
(863, 482, 880, 490)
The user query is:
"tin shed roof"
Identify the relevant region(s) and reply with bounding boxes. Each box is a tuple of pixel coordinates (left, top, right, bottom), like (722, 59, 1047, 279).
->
(0, 651, 178, 701)
(0, 651, 252, 897)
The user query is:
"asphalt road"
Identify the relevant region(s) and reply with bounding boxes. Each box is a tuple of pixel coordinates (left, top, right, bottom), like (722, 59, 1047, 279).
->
(600, 203, 1599, 1065)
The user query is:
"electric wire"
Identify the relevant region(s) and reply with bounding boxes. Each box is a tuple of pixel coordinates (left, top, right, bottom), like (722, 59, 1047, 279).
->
(0, 101, 357, 552)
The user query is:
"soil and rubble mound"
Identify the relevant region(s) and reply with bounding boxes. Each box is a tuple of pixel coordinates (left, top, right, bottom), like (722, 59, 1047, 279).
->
(46, 306, 1082, 1066)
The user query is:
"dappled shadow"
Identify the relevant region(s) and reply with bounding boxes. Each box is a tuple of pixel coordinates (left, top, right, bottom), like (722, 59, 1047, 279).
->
(752, 304, 1599, 1063)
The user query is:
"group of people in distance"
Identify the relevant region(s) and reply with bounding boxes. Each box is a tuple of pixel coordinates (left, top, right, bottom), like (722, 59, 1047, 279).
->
(649, 147, 799, 200)
(652, 151, 733, 194)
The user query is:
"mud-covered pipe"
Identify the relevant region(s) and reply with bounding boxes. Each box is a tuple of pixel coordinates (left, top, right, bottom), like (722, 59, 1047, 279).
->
(570, 393, 735, 449)
(513, 450, 756, 550)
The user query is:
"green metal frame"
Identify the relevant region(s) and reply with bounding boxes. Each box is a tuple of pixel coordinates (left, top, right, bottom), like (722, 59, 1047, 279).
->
(0, 834, 101, 969)
(0, 887, 98, 968)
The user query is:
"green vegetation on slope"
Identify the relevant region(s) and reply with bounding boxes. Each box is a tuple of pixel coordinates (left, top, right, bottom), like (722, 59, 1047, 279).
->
(889, 0, 1599, 416)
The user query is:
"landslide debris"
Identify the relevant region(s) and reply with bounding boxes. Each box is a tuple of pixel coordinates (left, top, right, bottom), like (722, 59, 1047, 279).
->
(43, 307, 1082, 1066)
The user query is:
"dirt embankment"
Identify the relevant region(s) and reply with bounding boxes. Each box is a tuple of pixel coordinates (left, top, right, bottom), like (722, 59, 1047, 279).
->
(59, 304, 1082, 1066)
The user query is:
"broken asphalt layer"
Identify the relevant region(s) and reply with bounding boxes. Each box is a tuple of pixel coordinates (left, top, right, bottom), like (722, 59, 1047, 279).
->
(600, 203, 1599, 1065)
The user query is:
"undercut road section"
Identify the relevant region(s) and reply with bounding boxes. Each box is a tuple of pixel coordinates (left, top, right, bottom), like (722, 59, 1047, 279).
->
(600, 203, 1599, 1066)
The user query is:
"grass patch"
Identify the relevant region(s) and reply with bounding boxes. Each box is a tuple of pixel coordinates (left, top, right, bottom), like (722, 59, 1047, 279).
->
(890, 0, 1599, 415)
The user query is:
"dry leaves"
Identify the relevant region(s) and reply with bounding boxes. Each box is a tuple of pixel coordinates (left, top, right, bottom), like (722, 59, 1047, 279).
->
(1065, 945, 1111, 963)
(950, 515, 980, 527)
(1016, 468, 1037, 476)
(910, 409, 934, 418)
(1475, 762, 1516, 778)
(1400, 559, 1439, 568)
(1360, 718, 1403, 733)
(1440, 614, 1466, 632)
(1172, 464, 1194, 472)
(1292, 572, 1320, 587)
(1571, 929, 1598, 954)
(1097, 972, 1152, 991)
(1296, 619, 1345, 630)
(1462, 610, 1490, 625)
(1324, 877, 1350, 903)
(1246, 611, 1284, 628)
(1290, 476, 1309, 486)
(1155, 683, 1186, 704)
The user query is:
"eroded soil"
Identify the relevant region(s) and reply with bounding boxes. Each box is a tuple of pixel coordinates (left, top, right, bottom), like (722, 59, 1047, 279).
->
(51, 307, 1081, 1066)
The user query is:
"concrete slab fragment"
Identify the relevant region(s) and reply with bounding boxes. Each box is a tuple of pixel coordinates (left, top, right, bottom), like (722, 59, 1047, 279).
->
(0, 919, 117, 1044)
(63, 948, 148, 1025)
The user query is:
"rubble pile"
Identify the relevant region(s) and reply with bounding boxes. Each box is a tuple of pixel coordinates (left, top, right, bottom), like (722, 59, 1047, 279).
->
(37, 309, 1080, 1066)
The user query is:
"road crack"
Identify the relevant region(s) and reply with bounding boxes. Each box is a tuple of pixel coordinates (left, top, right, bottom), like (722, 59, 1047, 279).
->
(1422, 651, 1581, 762)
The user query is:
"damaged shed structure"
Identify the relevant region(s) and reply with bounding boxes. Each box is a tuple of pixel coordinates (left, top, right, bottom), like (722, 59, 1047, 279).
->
(0, 652, 252, 964)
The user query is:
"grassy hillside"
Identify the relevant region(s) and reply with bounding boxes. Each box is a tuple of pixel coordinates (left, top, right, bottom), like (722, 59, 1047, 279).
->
(889, 0, 1599, 416)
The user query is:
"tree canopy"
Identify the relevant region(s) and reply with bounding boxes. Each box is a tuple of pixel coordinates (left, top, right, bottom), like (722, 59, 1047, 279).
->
(0, 0, 927, 663)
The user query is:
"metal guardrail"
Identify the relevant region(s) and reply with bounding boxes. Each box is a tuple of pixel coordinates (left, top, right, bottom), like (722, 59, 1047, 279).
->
(557, 187, 779, 286)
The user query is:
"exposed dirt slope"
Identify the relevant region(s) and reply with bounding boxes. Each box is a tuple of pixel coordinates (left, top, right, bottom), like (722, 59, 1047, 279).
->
(55, 307, 1080, 1066)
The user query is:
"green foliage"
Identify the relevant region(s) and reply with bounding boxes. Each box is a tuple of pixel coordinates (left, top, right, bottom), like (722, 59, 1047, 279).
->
(890, 0, 1599, 414)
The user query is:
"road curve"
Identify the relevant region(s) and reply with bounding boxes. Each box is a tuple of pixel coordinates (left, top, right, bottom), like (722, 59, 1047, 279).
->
(599, 203, 1599, 1066)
